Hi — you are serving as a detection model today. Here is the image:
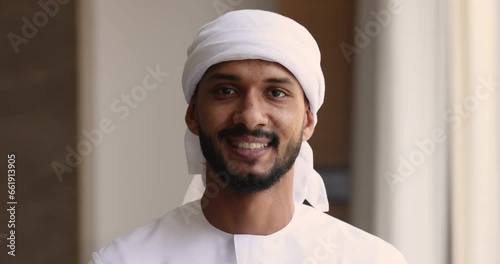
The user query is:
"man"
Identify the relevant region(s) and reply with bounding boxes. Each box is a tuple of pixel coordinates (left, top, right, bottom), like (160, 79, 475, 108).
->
(89, 9, 406, 263)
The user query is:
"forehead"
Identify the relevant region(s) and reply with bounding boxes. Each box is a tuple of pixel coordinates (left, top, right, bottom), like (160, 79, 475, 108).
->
(200, 59, 300, 84)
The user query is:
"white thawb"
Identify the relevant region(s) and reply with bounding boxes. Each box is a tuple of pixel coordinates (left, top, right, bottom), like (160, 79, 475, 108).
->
(88, 200, 406, 263)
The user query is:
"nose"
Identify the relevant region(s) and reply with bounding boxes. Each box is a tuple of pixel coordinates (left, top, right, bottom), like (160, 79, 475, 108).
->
(232, 91, 268, 130)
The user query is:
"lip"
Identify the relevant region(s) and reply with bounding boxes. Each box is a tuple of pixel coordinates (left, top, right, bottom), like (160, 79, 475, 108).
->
(227, 135, 272, 144)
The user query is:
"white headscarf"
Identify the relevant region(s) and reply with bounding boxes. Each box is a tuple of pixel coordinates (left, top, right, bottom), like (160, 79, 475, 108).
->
(181, 9, 329, 212)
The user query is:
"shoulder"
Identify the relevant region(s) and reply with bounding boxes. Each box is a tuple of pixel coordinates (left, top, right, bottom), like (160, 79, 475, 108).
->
(88, 201, 206, 264)
(293, 204, 407, 263)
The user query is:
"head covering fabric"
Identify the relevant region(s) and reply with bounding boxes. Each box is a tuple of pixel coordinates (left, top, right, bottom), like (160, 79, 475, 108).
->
(181, 9, 329, 212)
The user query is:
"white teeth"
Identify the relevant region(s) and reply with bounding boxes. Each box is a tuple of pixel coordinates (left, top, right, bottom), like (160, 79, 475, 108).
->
(233, 142, 268, 149)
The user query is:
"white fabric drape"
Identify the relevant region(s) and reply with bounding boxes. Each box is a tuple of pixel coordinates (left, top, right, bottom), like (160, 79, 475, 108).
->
(353, 1, 448, 263)
(353, 0, 499, 263)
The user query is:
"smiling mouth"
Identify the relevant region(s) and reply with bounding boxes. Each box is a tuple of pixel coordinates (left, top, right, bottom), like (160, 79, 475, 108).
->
(231, 142, 269, 149)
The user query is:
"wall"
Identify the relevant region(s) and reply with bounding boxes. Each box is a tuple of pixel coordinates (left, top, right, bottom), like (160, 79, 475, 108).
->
(0, 0, 77, 263)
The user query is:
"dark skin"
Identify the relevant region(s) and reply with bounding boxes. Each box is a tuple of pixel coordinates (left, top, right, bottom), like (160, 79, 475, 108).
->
(185, 59, 315, 235)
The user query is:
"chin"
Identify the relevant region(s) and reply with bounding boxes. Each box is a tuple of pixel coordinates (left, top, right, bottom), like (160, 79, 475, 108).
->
(226, 162, 272, 178)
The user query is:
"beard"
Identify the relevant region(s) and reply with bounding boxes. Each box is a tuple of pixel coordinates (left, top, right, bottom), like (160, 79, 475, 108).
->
(198, 125, 303, 194)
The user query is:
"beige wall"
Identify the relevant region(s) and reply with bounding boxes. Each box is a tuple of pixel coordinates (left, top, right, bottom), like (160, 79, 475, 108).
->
(78, 1, 277, 263)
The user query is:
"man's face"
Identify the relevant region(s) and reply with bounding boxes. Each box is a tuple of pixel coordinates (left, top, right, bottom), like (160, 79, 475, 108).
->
(186, 59, 314, 193)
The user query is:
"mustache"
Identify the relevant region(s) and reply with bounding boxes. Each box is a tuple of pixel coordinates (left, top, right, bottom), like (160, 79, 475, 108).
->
(217, 125, 279, 145)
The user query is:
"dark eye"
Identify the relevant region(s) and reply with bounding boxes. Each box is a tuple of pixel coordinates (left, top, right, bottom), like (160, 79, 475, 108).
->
(269, 89, 286, 98)
(216, 87, 236, 95)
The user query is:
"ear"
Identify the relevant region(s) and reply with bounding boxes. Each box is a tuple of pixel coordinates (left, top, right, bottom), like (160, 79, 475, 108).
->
(302, 107, 315, 141)
(185, 99, 200, 136)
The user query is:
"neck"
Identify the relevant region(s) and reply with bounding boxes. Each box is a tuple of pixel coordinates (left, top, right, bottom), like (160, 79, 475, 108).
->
(201, 168, 295, 235)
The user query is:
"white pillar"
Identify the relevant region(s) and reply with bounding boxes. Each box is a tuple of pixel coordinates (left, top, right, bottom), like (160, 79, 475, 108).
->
(353, 1, 449, 263)
(450, 0, 499, 263)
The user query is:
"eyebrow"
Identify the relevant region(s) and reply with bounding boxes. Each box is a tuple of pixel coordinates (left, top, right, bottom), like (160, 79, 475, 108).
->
(264, 77, 292, 84)
(208, 73, 241, 81)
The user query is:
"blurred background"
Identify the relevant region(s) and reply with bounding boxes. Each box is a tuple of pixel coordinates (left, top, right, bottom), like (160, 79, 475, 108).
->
(1, 0, 498, 263)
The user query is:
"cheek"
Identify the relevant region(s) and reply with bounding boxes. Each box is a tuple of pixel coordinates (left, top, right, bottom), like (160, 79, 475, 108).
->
(270, 109, 304, 137)
(197, 104, 231, 131)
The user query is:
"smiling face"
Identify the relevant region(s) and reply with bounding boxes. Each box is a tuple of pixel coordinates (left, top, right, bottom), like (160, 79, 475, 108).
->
(186, 59, 315, 193)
